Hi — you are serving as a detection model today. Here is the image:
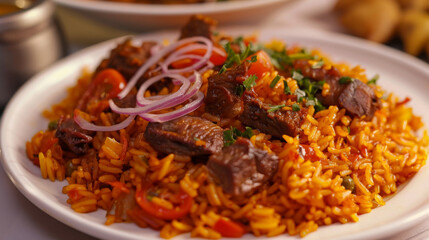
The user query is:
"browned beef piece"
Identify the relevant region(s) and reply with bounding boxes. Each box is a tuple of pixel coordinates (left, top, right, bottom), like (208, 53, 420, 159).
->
(293, 60, 380, 118)
(338, 79, 380, 118)
(179, 15, 215, 40)
(239, 91, 308, 138)
(95, 39, 157, 81)
(112, 92, 137, 108)
(207, 138, 278, 197)
(144, 116, 223, 156)
(205, 63, 248, 119)
(55, 116, 93, 156)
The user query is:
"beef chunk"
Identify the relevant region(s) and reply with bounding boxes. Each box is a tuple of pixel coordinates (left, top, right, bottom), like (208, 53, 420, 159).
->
(112, 93, 137, 108)
(207, 138, 278, 197)
(205, 63, 248, 118)
(55, 116, 93, 156)
(95, 39, 156, 81)
(293, 60, 380, 118)
(338, 79, 379, 118)
(144, 116, 223, 156)
(179, 15, 215, 40)
(239, 91, 308, 138)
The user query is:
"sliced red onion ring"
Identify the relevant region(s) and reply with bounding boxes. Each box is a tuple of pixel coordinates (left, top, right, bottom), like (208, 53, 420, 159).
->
(74, 114, 135, 132)
(109, 73, 191, 115)
(139, 92, 204, 122)
(136, 73, 190, 105)
(118, 36, 213, 99)
(160, 41, 213, 74)
(137, 71, 202, 108)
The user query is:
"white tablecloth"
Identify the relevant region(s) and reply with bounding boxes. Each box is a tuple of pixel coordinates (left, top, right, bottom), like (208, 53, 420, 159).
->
(1, 0, 428, 239)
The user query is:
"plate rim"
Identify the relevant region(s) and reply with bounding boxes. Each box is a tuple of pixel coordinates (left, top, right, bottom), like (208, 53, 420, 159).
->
(2, 27, 429, 240)
(53, 0, 289, 15)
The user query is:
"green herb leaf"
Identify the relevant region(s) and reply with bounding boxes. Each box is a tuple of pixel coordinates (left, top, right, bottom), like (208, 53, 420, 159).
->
(339, 76, 354, 84)
(288, 53, 315, 61)
(243, 75, 258, 90)
(223, 126, 254, 147)
(283, 80, 292, 95)
(194, 137, 201, 141)
(367, 74, 379, 85)
(267, 104, 286, 113)
(248, 55, 258, 63)
(242, 127, 254, 139)
(270, 75, 281, 88)
(292, 103, 301, 112)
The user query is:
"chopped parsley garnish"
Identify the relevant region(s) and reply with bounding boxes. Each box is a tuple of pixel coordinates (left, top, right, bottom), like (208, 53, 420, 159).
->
(267, 104, 286, 113)
(219, 38, 256, 74)
(292, 70, 303, 81)
(305, 97, 325, 111)
(339, 76, 354, 84)
(248, 55, 257, 63)
(312, 59, 324, 69)
(292, 103, 301, 112)
(367, 74, 379, 85)
(283, 80, 292, 95)
(260, 47, 315, 70)
(223, 126, 254, 147)
(243, 75, 258, 90)
(294, 76, 326, 111)
(269, 75, 281, 88)
(194, 137, 201, 141)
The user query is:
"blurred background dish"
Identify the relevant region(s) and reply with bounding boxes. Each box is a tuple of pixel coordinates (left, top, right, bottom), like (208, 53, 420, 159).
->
(0, 0, 65, 108)
(53, 0, 293, 32)
(333, 0, 429, 61)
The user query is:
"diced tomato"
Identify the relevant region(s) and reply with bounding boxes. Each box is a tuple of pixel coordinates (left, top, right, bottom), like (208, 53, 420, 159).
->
(135, 188, 193, 220)
(213, 218, 246, 238)
(92, 69, 127, 100)
(246, 50, 273, 79)
(77, 69, 126, 110)
(171, 47, 227, 69)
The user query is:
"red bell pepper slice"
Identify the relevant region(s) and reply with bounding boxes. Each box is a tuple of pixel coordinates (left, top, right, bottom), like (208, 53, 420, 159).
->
(135, 188, 193, 220)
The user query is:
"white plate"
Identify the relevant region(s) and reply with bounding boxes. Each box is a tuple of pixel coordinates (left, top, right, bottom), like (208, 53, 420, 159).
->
(53, 0, 293, 31)
(2, 28, 429, 240)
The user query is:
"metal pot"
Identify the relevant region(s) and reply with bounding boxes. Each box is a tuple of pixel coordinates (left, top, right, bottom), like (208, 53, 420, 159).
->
(0, 0, 65, 107)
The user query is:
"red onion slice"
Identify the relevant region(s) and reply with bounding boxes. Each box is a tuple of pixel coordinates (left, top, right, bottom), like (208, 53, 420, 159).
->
(137, 71, 202, 109)
(136, 73, 190, 106)
(109, 73, 191, 115)
(74, 114, 135, 132)
(139, 92, 204, 122)
(161, 42, 213, 74)
(118, 36, 213, 99)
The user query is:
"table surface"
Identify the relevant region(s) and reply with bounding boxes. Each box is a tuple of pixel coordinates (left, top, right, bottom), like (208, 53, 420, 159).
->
(1, 0, 429, 239)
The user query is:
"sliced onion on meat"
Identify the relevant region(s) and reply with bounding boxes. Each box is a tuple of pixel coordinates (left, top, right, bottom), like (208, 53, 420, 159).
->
(77, 36, 214, 131)
(118, 36, 213, 99)
(139, 92, 204, 122)
(74, 114, 136, 132)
